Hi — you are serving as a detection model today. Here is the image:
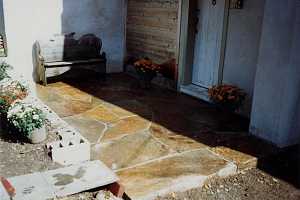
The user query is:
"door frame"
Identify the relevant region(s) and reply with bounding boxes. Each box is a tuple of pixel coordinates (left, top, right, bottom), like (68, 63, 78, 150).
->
(176, 0, 230, 91)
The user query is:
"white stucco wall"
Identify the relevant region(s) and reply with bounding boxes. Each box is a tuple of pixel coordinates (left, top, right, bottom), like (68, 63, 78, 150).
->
(250, 0, 300, 147)
(222, 0, 266, 116)
(1, 0, 126, 85)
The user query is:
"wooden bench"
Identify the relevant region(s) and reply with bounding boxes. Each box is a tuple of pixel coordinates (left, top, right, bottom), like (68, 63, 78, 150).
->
(35, 33, 106, 85)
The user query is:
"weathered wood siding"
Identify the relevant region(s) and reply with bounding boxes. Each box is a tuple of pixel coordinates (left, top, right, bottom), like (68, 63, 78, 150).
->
(126, 0, 179, 63)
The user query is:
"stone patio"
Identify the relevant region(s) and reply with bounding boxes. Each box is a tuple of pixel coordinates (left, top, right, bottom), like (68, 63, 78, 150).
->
(35, 73, 276, 199)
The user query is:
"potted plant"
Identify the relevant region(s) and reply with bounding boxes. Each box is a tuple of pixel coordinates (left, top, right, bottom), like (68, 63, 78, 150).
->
(134, 58, 161, 88)
(7, 102, 47, 143)
(208, 84, 246, 112)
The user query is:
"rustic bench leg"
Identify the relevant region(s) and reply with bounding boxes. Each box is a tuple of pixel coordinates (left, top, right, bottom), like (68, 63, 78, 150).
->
(103, 59, 107, 81)
(42, 67, 47, 86)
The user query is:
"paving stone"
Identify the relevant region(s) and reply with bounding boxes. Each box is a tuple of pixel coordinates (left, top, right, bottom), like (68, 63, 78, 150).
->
(91, 132, 171, 170)
(149, 123, 207, 152)
(42, 160, 119, 197)
(64, 116, 106, 143)
(81, 105, 120, 123)
(102, 100, 152, 118)
(117, 149, 237, 200)
(101, 116, 151, 141)
(37, 85, 100, 118)
(38, 92, 96, 118)
(47, 81, 70, 88)
(210, 147, 257, 170)
(53, 85, 92, 103)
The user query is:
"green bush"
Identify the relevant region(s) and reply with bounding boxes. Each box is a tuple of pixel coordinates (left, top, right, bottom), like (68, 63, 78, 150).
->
(0, 62, 12, 81)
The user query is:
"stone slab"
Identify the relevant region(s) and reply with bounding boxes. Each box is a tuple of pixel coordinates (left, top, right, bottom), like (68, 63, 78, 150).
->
(101, 116, 151, 141)
(91, 131, 171, 170)
(0, 161, 119, 199)
(64, 116, 106, 143)
(0, 173, 55, 200)
(149, 124, 207, 153)
(42, 160, 119, 197)
(81, 105, 120, 124)
(117, 149, 237, 200)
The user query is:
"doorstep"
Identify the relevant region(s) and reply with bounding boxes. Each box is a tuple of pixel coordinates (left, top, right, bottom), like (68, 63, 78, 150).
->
(180, 84, 211, 102)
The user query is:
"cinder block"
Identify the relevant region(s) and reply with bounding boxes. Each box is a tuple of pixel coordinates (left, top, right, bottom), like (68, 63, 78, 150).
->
(46, 134, 90, 166)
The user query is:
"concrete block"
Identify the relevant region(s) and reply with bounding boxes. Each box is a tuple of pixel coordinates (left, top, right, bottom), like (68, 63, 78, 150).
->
(46, 134, 90, 166)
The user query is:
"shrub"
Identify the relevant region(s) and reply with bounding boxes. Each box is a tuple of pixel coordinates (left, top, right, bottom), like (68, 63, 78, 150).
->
(0, 80, 28, 115)
(7, 103, 46, 137)
(0, 93, 16, 115)
(0, 62, 12, 81)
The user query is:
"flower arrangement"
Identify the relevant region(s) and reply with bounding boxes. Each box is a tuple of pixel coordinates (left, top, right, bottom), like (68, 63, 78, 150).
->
(0, 62, 12, 81)
(208, 84, 246, 111)
(7, 102, 46, 137)
(134, 58, 161, 74)
(134, 58, 161, 88)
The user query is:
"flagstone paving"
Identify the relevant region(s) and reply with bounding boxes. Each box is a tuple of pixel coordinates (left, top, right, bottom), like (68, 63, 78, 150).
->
(116, 149, 237, 200)
(36, 73, 276, 199)
(63, 116, 106, 143)
(91, 131, 172, 170)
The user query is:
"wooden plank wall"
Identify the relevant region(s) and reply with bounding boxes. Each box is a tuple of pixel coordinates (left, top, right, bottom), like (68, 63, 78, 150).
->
(126, 0, 179, 64)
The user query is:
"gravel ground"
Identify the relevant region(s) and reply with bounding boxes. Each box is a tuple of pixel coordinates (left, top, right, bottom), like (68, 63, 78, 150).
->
(0, 120, 60, 177)
(156, 168, 300, 200)
(0, 120, 114, 200)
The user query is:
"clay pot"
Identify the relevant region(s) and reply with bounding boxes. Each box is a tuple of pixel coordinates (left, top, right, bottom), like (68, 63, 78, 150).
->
(28, 125, 47, 144)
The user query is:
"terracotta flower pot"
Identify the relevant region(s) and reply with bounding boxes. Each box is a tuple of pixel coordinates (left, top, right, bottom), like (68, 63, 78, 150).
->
(28, 125, 47, 144)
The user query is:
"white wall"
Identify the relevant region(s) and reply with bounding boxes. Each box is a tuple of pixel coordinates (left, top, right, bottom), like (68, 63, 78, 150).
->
(1, 0, 126, 85)
(250, 0, 300, 147)
(222, 0, 266, 116)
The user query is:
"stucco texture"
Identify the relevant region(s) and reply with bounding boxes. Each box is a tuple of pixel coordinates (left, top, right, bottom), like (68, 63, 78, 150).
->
(1, 0, 126, 84)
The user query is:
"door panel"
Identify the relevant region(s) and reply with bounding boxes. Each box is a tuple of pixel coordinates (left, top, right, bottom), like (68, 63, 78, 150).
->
(192, 0, 226, 88)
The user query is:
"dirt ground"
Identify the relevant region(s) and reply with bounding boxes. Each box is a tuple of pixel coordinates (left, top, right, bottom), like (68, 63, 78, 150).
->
(156, 168, 300, 200)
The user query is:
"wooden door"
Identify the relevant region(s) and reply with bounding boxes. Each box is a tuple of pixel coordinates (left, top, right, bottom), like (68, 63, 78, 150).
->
(192, 0, 227, 88)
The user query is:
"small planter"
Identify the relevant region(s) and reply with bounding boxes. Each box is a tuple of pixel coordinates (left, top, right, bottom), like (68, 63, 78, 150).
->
(208, 84, 246, 113)
(28, 125, 47, 144)
(7, 102, 46, 144)
(134, 58, 161, 89)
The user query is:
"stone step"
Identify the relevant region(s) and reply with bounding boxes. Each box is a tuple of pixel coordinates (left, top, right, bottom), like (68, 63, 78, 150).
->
(116, 148, 237, 200)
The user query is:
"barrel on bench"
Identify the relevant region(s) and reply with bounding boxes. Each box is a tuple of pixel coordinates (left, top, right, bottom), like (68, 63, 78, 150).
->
(35, 33, 106, 85)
